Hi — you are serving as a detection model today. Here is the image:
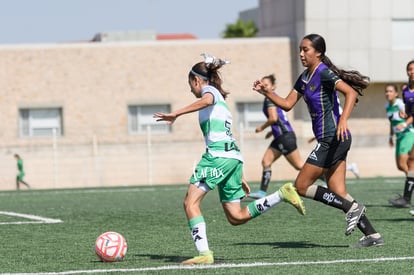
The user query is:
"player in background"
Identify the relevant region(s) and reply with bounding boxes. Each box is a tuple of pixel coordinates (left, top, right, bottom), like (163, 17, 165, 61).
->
(386, 83, 414, 208)
(253, 33, 383, 247)
(248, 74, 304, 199)
(153, 54, 305, 265)
(14, 154, 30, 190)
(398, 60, 414, 214)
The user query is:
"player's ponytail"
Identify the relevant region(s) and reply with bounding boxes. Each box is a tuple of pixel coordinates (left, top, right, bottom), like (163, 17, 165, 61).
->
(304, 34, 369, 98)
(189, 54, 230, 99)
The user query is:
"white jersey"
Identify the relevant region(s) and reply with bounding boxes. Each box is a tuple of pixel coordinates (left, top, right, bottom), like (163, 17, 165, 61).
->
(199, 85, 243, 162)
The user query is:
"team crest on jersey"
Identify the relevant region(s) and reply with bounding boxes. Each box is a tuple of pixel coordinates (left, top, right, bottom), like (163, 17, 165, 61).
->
(310, 84, 316, 91)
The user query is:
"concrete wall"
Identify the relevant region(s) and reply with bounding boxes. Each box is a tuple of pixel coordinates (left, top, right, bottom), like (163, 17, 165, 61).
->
(257, 0, 414, 82)
(2, 38, 337, 190)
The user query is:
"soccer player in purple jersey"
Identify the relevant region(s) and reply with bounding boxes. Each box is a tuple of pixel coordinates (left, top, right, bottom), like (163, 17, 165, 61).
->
(400, 60, 414, 215)
(249, 74, 304, 199)
(386, 82, 414, 208)
(253, 34, 383, 247)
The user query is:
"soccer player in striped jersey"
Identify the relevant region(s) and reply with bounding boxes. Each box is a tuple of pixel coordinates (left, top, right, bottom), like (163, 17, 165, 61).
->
(253, 34, 383, 248)
(249, 74, 304, 199)
(154, 54, 305, 265)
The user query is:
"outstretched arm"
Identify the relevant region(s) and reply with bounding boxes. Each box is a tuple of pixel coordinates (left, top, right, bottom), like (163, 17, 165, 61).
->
(252, 80, 300, 111)
(153, 92, 214, 124)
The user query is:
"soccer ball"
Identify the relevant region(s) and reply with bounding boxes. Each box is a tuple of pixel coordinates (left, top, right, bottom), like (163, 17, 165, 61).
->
(95, 231, 127, 262)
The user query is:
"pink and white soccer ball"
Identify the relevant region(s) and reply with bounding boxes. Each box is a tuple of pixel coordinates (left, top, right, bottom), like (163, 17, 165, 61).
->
(95, 231, 127, 262)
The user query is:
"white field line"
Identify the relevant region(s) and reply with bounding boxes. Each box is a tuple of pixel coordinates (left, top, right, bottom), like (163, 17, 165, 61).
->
(0, 211, 62, 225)
(2, 256, 414, 275)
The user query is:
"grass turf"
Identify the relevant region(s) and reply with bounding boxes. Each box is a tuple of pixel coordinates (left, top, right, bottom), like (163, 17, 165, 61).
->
(0, 177, 413, 274)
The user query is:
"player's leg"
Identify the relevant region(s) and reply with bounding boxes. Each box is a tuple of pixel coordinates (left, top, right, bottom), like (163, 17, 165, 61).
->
(299, 137, 366, 235)
(341, 193, 384, 248)
(20, 174, 30, 189)
(396, 154, 408, 173)
(223, 182, 305, 226)
(285, 149, 304, 171)
(181, 183, 213, 265)
(346, 162, 360, 178)
(390, 136, 413, 207)
(249, 146, 281, 199)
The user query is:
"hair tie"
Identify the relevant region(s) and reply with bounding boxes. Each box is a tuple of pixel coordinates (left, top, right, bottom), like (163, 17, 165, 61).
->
(200, 53, 230, 68)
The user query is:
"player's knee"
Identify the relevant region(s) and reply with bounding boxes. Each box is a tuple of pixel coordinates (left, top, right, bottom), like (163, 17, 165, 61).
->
(294, 183, 307, 196)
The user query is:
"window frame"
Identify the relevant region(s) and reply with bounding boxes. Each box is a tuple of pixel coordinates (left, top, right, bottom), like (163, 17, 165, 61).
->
(127, 104, 171, 134)
(18, 107, 64, 138)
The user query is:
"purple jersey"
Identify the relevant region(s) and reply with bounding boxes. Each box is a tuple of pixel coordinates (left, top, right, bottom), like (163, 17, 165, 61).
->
(402, 86, 414, 121)
(293, 63, 344, 140)
(263, 92, 294, 138)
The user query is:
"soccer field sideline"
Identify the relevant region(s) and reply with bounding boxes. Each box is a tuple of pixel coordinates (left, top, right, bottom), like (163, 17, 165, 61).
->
(2, 256, 414, 275)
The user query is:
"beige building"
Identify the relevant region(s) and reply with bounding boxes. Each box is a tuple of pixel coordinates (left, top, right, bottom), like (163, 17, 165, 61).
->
(2, 0, 410, 189)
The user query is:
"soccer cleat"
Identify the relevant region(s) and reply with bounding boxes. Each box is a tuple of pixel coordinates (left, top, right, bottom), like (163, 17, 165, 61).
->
(409, 209, 414, 216)
(345, 202, 366, 236)
(279, 182, 306, 215)
(350, 234, 384, 248)
(248, 190, 266, 199)
(181, 250, 214, 265)
(349, 163, 360, 179)
(389, 195, 411, 208)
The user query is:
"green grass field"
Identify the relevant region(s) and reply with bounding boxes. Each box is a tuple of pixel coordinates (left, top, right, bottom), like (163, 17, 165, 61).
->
(0, 177, 413, 274)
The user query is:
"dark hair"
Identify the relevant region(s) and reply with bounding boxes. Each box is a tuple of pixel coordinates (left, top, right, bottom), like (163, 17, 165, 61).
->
(189, 61, 229, 99)
(262, 74, 276, 85)
(385, 83, 398, 93)
(303, 34, 369, 97)
(406, 59, 414, 71)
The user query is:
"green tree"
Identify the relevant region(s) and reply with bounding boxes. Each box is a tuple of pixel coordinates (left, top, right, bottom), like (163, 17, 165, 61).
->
(222, 18, 258, 38)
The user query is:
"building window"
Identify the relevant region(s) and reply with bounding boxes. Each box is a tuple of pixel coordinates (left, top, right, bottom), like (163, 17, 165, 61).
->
(392, 19, 414, 49)
(128, 104, 171, 134)
(19, 107, 63, 137)
(236, 102, 263, 130)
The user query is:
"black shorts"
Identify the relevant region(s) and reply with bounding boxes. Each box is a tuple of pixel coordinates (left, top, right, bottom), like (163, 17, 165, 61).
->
(270, 132, 298, 155)
(306, 136, 351, 168)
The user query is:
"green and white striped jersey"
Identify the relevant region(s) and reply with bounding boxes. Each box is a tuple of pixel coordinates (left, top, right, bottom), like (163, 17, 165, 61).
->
(385, 98, 412, 137)
(199, 85, 243, 162)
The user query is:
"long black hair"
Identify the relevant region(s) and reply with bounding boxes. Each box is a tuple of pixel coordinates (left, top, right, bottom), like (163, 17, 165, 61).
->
(304, 34, 369, 97)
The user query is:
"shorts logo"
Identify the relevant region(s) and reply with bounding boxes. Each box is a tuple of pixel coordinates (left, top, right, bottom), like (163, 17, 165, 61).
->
(194, 167, 225, 181)
(309, 151, 318, 160)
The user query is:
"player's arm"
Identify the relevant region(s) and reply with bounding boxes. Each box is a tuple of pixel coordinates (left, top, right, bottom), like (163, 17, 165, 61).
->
(388, 122, 394, 147)
(253, 80, 300, 111)
(256, 106, 278, 133)
(154, 92, 214, 124)
(335, 80, 358, 141)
